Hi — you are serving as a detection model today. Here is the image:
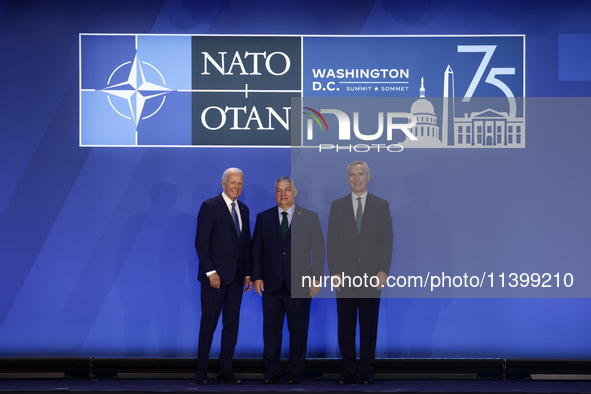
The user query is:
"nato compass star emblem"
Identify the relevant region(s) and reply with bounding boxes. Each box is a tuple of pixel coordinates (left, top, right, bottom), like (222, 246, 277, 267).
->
(102, 53, 171, 130)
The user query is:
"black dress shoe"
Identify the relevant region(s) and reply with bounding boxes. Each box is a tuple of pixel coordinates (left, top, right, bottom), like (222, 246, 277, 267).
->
(286, 374, 300, 384)
(360, 372, 373, 385)
(337, 373, 356, 385)
(195, 373, 209, 384)
(263, 373, 280, 384)
(216, 371, 242, 384)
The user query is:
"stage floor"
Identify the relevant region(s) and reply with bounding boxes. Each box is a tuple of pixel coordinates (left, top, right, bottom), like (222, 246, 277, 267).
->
(2, 378, 591, 394)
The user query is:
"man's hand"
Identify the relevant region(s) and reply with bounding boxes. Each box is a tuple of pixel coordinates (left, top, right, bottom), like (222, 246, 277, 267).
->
(309, 279, 321, 297)
(331, 274, 341, 291)
(254, 279, 264, 295)
(377, 271, 387, 290)
(244, 277, 253, 292)
(208, 272, 221, 289)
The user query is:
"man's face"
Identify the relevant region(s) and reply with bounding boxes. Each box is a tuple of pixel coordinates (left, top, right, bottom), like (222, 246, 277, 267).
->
(275, 180, 297, 210)
(222, 172, 244, 201)
(348, 164, 371, 196)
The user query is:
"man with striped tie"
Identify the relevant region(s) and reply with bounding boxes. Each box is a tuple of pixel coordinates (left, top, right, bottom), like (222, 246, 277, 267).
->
(195, 168, 253, 384)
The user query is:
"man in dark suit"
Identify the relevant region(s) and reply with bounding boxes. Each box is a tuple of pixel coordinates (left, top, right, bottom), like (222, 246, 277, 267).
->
(195, 168, 253, 384)
(327, 161, 393, 385)
(252, 177, 324, 384)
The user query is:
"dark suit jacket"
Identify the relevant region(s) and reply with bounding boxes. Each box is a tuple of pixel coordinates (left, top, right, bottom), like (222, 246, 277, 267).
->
(195, 194, 251, 285)
(252, 204, 324, 296)
(327, 193, 393, 293)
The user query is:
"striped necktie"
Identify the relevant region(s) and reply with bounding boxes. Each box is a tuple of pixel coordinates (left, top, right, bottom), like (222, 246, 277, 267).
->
(231, 202, 241, 236)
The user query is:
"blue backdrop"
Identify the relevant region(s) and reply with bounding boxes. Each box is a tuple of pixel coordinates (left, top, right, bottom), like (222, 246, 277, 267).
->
(1, 0, 591, 359)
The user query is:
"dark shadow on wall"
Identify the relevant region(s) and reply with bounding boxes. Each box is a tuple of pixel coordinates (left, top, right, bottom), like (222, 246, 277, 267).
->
(113, 181, 196, 357)
(384, 173, 454, 358)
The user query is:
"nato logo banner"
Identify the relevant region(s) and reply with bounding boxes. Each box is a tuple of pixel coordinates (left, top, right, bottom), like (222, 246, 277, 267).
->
(80, 35, 522, 148)
(80, 34, 301, 147)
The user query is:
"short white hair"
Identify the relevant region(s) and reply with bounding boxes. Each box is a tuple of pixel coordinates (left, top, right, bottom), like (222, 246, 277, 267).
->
(346, 161, 370, 174)
(222, 167, 244, 182)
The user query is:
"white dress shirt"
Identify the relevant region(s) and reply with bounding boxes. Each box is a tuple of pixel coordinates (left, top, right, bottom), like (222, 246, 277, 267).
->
(221, 192, 242, 231)
(278, 204, 294, 227)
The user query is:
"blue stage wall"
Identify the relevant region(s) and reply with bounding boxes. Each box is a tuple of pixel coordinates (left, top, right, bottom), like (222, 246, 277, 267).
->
(0, 0, 591, 359)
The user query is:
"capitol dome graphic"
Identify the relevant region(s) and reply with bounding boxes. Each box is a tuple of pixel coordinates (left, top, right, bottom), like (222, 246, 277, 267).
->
(401, 77, 443, 148)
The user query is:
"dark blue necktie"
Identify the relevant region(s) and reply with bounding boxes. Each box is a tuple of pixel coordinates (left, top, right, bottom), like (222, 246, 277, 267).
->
(356, 197, 363, 234)
(281, 211, 289, 240)
(231, 202, 241, 236)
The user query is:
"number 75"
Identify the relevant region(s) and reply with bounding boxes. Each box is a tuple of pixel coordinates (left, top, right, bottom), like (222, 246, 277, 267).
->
(458, 45, 517, 118)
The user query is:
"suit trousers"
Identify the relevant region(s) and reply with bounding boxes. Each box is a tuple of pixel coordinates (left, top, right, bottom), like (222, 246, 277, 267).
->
(336, 296, 381, 374)
(197, 270, 243, 375)
(262, 282, 312, 376)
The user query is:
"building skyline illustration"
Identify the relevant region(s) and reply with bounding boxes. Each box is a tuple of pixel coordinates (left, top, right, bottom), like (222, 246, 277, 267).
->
(401, 65, 525, 148)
